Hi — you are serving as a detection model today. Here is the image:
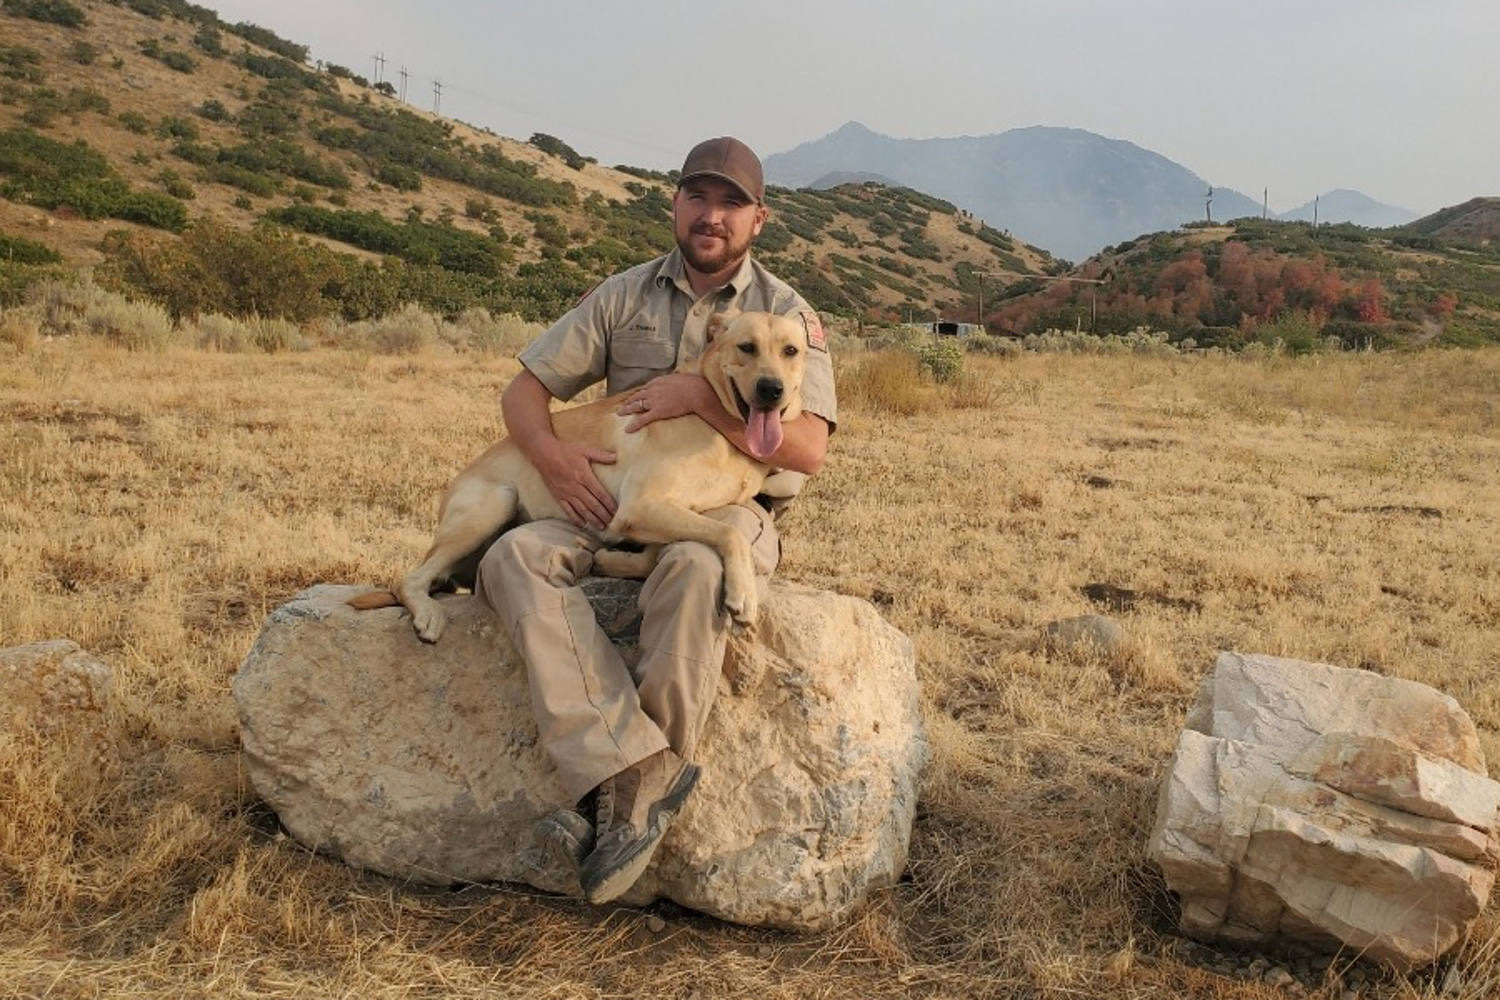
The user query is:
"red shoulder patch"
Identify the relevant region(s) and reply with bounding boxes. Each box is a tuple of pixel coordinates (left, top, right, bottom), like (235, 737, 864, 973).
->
(800, 310, 827, 352)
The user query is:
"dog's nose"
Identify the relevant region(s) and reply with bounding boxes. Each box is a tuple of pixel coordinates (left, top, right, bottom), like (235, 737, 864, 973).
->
(754, 377, 784, 408)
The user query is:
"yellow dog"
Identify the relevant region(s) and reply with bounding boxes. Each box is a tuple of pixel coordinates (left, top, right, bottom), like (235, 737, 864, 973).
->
(351, 310, 808, 642)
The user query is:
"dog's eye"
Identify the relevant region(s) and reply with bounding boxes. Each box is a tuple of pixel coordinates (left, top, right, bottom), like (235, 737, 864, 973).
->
(737, 343, 756, 355)
(781, 345, 799, 358)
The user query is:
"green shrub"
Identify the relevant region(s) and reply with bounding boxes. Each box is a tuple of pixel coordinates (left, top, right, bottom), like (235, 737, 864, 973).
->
(1253, 310, 1328, 355)
(528, 132, 587, 170)
(101, 219, 338, 321)
(114, 190, 188, 231)
(197, 98, 228, 122)
(2, 0, 87, 28)
(234, 98, 299, 137)
(224, 22, 308, 63)
(156, 115, 199, 141)
(374, 161, 421, 191)
(169, 140, 216, 165)
(138, 39, 197, 74)
(155, 169, 194, 199)
(0, 231, 61, 264)
(69, 40, 98, 65)
(0, 46, 45, 83)
(0, 128, 184, 230)
(912, 338, 965, 382)
(191, 24, 223, 57)
(219, 139, 348, 189)
(236, 51, 317, 87)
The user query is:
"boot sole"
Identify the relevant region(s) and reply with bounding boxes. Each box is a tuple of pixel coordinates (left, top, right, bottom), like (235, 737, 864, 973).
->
(581, 762, 700, 905)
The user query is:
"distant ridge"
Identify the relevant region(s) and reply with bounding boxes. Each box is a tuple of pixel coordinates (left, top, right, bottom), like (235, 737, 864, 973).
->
(1278, 189, 1417, 227)
(765, 121, 1262, 261)
(808, 170, 902, 190)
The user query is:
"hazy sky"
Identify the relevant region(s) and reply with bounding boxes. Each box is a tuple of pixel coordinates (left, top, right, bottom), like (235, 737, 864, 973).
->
(207, 0, 1498, 216)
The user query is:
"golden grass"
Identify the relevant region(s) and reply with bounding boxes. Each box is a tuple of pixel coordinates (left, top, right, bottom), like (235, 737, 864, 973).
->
(3, 340, 1500, 998)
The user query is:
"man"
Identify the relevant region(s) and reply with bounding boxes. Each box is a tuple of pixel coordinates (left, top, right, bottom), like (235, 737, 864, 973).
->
(473, 137, 838, 905)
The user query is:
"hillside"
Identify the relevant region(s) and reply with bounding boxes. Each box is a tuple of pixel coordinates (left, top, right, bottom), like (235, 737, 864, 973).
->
(764, 121, 1264, 262)
(987, 216, 1500, 350)
(1400, 197, 1500, 246)
(0, 0, 1059, 327)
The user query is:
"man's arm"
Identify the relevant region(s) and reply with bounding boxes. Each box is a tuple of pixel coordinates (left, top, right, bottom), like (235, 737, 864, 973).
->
(618, 372, 828, 475)
(501, 368, 617, 529)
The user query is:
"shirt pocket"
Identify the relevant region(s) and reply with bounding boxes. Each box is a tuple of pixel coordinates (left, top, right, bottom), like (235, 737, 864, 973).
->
(611, 330, 675, 368)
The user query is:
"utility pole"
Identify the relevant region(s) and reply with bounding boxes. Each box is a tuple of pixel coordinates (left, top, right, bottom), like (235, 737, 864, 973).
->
(1205, 186, 1214, 224)
(432, 78, 442, 115)
(1313, 194, 1319, 228)
(371, 51, 385, 85)
(1263, 187, 1268, 220)
(973, 270, 990, 331)
(1032, 275, 1107, 332)
(398, 66, 409, 103)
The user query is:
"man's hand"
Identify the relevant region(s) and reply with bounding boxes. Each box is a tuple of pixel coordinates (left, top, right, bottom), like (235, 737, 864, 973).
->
(619, 373, 716, 431)
(529, 437, 616, 529)
(503, 369, 617, 530)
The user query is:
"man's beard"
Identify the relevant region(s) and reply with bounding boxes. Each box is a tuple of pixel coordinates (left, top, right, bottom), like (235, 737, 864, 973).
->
(678, 224, 753, 275)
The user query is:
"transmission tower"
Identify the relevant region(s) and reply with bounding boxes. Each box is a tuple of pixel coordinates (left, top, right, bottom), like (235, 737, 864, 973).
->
(432, 78, 442, 115)
(398, 67, 409, 103)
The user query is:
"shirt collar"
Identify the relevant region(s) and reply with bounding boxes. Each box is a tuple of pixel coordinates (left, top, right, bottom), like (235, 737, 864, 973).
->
(655, 248, 754, 298)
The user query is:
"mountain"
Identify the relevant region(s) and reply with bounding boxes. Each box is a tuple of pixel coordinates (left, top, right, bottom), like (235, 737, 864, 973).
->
(1278, 189, 1417, 227)
(0, 2, 1059, 325)
(764, 121, 1263, 262)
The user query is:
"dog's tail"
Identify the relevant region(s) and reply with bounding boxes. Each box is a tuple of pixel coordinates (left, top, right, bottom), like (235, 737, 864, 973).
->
(347, 589, 400, 610)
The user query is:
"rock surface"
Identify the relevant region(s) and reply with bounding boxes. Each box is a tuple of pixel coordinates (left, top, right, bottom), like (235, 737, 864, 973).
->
(0, 638, 113, 734)
(234, 582, 927, 931)
(1147, 651, 1500, 968)
(1041, 614, 1127, 657)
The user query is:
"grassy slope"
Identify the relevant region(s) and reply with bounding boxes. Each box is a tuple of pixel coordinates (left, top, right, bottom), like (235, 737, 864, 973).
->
(0, 0, 1058, 322)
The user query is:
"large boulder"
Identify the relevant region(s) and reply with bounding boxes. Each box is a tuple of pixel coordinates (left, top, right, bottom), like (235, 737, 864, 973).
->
(1147, 651, 1500, 968)
(234, 582, 927, 931)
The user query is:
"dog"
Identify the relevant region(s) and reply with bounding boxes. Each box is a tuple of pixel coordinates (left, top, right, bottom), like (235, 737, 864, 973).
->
(349, 310, 808, 643)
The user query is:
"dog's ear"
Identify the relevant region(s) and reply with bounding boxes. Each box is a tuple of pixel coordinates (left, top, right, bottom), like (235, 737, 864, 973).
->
(705, 309, 742, 343)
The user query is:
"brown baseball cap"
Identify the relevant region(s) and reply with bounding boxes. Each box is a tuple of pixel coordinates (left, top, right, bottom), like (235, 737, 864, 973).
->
(678, 136, 764, 203)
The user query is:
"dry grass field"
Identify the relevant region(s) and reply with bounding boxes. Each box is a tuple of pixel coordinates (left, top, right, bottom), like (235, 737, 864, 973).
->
(3, 333, 1499, 999)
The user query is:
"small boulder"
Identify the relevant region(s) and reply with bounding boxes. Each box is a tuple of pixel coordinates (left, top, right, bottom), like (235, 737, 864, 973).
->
(1042, 614, 1127, 658)
(1147, 651, 1500, 968)
(0, 638, 113, 734)
(234, 582, 927, 931)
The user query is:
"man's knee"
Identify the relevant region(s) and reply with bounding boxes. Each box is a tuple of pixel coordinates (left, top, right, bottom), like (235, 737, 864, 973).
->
(654, 539, 721, 586)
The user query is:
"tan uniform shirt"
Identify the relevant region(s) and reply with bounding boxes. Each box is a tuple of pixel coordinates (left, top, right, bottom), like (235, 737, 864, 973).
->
(519, 248, 837, 501)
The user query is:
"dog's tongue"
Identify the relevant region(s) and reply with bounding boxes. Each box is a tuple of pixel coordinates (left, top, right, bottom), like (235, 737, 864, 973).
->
(746, 407, 783, 461)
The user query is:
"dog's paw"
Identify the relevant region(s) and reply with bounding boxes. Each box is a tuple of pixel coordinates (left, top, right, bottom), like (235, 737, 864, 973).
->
(722, 586, 758, 631)
(411, 602, 447, 643)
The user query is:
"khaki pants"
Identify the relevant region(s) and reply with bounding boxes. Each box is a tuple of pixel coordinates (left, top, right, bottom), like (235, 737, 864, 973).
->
(474, 503, 779, 802)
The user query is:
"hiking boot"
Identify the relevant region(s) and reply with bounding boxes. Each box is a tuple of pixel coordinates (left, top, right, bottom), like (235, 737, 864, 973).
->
(580, 748, 700, 905)
(536, 807, 595, 881)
